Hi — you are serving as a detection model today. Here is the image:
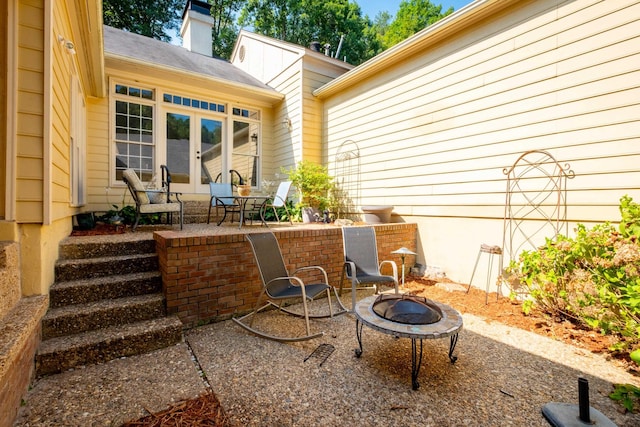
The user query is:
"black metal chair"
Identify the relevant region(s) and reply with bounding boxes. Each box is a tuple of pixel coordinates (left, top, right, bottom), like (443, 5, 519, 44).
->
(340, 226, 399, 310)
(233, 232, 347, 341)
(207, 182, 241, 225)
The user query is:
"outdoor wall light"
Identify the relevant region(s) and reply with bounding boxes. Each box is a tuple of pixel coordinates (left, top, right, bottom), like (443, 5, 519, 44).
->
(250, 133, 258, 142)
(57, 35, 76, 55)
(282, 117, 292, 131)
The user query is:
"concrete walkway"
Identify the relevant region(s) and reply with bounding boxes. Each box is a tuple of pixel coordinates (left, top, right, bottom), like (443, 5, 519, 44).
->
(14, 304, 640, 426)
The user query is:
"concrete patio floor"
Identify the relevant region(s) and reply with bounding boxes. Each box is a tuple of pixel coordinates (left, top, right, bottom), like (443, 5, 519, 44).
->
(14, 289, 640, 426)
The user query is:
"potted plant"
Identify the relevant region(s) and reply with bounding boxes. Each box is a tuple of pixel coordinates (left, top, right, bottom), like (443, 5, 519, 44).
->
(237, 182, 251, 196)
(282, 160, 334, 222)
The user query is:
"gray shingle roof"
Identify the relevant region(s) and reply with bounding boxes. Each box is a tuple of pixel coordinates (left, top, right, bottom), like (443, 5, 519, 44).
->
(103, 25, 275, 92)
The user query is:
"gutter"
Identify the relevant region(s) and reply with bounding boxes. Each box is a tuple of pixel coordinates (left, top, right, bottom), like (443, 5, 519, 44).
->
(313, 0, 517, 99)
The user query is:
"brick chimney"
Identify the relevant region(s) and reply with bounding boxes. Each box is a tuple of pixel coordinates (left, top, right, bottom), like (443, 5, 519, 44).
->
(180, 0, 214, 56)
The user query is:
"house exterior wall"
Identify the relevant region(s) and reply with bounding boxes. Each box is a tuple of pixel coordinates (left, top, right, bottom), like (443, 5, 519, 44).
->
(231, 32, 352, 177)
(268, 60, 303, 172)
(15, 0, 45, 223)
(84, 64, 279, 210)
(0, 0, 98, 296)
(302, 62, 347, 164)
(232, 31, 301, 84)
(320, 0, 640, 286)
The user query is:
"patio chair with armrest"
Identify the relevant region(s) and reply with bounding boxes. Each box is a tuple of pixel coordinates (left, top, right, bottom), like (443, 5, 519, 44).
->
(122, 168, 183, 231)
(260, 181, 293, 224)
(207, 182, 241, 225)
(233, 232, 348, 342)
(340, 226, 399, 311)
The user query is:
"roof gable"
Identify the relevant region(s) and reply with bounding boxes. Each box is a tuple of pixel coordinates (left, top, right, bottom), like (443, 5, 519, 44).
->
(231, 30, 352, 84)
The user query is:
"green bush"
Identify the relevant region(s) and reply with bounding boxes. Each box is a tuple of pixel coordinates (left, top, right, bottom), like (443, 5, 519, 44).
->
(282, 161, 334, 210)
(505, 195, 640, 353)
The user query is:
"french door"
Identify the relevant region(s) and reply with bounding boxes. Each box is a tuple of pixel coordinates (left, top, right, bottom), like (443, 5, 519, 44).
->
(165, 111, 223, 194)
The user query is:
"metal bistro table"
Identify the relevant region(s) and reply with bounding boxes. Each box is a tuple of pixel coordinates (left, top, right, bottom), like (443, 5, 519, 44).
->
(354, 295, 463, 390)
(234, 195, 270, 229)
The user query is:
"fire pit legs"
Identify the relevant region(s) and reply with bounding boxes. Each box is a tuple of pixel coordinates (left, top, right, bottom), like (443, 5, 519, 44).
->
(411, 339, 423, 390)
(355, 319, 364, 357)
(449, 334, 459, 363)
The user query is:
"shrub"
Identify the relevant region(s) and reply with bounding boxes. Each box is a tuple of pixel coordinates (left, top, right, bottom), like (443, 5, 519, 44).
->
(282, 161, 334, 210)
(505, 196, 640, 353)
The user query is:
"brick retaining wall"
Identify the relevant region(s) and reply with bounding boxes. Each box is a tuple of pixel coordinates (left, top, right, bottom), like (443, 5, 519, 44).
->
(154, 224, 417, 328)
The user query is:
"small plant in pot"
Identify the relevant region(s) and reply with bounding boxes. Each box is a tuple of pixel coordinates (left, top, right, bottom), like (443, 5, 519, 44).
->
(282, 160, 334, 223)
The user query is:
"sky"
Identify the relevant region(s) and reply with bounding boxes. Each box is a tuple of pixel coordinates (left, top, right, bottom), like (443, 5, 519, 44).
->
(357, 0, 474, 19)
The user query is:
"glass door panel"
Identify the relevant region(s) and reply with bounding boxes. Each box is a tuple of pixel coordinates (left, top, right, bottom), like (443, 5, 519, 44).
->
(166, 112, 191, 185)
(198, 117, 223, 192)
(232, 120, 259, 186)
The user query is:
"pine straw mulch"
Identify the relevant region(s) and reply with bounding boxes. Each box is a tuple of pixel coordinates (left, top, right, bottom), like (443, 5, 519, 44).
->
(121, 276, 637, 426)
(121, 391, 230, 427)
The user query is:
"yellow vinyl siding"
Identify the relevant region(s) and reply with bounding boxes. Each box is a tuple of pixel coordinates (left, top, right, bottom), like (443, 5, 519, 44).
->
(324, 0, 640, 221)
(269, 61, 303, 169)
(15, 0, 44, 222)
(302, 69, 334, 164)
(320, 0, 640, 283)
(85, 97, 110, 209)
(49, 0, 77, 219)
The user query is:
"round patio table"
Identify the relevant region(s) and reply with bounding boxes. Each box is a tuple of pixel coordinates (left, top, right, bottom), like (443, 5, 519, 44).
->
(354, 294, 463, 390)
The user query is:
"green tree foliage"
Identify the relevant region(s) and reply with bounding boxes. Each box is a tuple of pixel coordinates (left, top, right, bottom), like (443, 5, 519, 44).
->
(383, 0, 453, 48)
(239, 0, 380, 65)
(103, 0, 183, 42)
(208, 0, 245, 58)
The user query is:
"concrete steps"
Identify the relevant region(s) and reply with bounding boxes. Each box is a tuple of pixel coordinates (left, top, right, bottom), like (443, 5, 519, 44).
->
(36, 317, 182, 377)
(35, 234, 182, 377)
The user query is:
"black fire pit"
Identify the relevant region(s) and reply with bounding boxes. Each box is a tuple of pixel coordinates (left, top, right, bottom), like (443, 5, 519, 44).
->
(372, 294, 443, 325)
(354, 294, 463, 390)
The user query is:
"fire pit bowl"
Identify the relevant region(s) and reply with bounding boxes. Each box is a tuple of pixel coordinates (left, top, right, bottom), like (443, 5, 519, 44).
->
(372, 294, 443, 325)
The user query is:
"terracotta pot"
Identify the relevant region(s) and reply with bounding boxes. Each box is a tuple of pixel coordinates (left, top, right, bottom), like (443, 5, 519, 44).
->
(238, 185, 251, 197)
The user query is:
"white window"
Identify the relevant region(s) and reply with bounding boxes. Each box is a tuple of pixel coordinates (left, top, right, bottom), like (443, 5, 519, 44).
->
(113, 84, 155, 182)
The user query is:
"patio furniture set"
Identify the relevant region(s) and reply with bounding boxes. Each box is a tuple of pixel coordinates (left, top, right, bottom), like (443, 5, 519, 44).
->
(122, 166, 462, 390)
(233, 225, 462, 390)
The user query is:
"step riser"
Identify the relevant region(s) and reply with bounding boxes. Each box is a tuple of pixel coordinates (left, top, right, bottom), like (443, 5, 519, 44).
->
(39, 232, 185, 377)
(59, 239, 156, 260)
(55, 255, 158, 282)
(49, 274, 162, 307)
(42, 297, 166, 339)
(36, 321, 182, 377)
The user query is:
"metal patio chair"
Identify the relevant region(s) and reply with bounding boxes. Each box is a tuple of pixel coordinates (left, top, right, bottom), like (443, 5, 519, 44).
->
(261, 181, 293, 224)
(233, 232, 348, 342)
(340, 226, 399, 310)
(207, 182, 241, 225)
(122, 168, 183, 231)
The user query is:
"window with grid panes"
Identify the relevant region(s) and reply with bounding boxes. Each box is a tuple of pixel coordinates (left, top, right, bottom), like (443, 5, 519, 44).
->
(113, 84, 155, 182)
